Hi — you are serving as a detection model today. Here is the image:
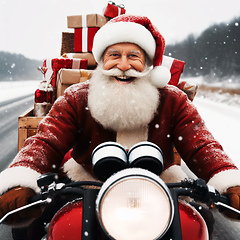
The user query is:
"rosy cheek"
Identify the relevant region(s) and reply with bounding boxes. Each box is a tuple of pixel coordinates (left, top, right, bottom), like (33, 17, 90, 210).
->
(103, 59, 118, 70)
(103, 61, 112, 70)
(132, 61, 145, 72)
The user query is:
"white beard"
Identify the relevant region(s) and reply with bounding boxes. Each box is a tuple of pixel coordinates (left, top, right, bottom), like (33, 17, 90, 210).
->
(88, 65, 160, 132)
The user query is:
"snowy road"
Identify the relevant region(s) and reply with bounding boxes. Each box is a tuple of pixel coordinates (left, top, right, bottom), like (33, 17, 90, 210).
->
(0, 95, 34, 171)
(194, 97, 240, 169)
(0, 94, 35, 240)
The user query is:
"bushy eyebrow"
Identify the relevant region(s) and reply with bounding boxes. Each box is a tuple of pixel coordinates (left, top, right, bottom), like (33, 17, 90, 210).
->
(129, 50, 141, 55)
(105, 49, 119, 55)
(106, 49, 142, 56)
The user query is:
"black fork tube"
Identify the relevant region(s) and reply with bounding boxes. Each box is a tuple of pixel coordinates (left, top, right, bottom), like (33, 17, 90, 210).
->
(166, 189, 183, 240)
(81, 189, 99, 240)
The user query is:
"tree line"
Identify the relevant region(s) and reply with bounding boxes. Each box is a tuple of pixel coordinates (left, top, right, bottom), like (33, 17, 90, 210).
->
(165, 16, 240, 80)
(0, 51, 42, 81)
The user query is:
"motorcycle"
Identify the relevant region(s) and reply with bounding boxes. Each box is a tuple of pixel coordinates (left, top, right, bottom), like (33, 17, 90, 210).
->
(0, 141, 239, 240)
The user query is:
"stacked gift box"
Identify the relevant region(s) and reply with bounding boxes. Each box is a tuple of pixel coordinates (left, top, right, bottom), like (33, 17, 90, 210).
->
(34, 2, 126, 117)
(67, 14, 107, 53)
(60, 1, 126, 62)
(57, 2, 127, 94)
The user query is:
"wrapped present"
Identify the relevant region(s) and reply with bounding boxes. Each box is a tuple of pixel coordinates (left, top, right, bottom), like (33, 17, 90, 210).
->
(34, 81, 54, 117)
(74, 27, 99, 53)
(34, 81, 53, 104)
(43, 58, 88, 88)
(104, 2, 126, 19)
(162, 55, 185, 86)
(62, 53, 97, 68)
(56, 69, 93, 97)
(67, 14, 107, 28)
(177, 81, 198, 101)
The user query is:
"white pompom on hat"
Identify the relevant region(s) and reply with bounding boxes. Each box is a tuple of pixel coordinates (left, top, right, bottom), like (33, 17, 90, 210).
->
(92, 14, 171, 88)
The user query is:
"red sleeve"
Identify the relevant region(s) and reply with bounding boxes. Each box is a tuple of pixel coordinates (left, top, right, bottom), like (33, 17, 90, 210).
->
(172, 92, 237, 181)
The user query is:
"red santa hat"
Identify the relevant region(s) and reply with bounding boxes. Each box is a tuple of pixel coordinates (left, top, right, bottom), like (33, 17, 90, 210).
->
(92, 14, 171, 88)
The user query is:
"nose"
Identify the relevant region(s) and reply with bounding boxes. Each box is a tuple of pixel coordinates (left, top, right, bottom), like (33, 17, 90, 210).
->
(117, 56, 131, 71)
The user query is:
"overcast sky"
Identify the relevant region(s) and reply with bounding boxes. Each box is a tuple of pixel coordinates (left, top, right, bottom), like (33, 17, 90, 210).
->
(0, 0, 239, 60)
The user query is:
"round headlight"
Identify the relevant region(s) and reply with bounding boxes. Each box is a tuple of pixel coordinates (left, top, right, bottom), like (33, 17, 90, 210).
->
(128, 141, 164, 175)
(96, 168, 174, 240)
(92, 142, 128, 181)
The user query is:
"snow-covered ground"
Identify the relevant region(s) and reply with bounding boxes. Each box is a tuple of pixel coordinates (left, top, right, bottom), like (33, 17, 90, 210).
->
(184, 76, 240, 107)
(0, 80, 39, 102)
(0, 78, 239, 168)
(194, 97, 240, 169)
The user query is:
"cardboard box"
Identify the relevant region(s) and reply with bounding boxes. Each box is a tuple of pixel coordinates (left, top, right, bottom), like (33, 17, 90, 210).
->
(57, 69, 93, 97)
(18, 108, 43, 151)
(62, 53, 97, 68)
(67, 14, 107, 28)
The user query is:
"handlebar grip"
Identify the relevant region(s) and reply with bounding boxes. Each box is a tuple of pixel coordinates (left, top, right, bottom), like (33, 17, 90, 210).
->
(28, 194, 42, 204)
(218, 194, 231, 205)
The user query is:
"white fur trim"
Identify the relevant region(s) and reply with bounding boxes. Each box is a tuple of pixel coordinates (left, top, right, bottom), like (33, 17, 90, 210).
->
(207, 169, 240, 194)
(160, 165, 191, 201)
(63, 158, 99, 182)
(92, 21, 156, 63)
(150, 66, 171, 88)
(0, 167, 41, 195)
(160, 165, 188, 183)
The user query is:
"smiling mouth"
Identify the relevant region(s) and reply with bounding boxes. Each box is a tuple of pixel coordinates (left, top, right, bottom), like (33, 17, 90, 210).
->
(114, 76, 135, 84)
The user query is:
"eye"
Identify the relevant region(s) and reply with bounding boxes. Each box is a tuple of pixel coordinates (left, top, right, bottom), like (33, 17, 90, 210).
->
(110, 53, 120, 57)
(128, 54, 138, 58)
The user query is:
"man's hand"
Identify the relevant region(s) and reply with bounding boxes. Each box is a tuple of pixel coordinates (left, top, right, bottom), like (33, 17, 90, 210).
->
(222, 186, 240, 219)
(0, 187, 42, 224)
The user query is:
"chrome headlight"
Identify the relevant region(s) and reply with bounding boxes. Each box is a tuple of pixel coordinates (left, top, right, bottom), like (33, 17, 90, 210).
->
(96, 168, 174, 240)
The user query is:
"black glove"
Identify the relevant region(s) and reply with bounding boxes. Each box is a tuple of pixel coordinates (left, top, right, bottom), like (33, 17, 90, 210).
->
(0, 187, 42, 224)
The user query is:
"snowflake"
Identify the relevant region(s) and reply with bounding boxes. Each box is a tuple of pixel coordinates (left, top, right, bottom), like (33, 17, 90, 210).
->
(178, 136, 183, 141)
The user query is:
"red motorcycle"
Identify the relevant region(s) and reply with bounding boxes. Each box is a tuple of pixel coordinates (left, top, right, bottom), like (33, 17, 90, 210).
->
(0, 142, 238, 240)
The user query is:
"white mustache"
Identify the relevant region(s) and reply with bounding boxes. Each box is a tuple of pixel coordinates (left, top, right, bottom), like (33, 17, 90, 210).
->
(99, 67, 151, 79)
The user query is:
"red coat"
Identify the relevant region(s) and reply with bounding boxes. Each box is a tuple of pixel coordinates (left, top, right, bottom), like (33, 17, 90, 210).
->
(10, 81, 236, 183)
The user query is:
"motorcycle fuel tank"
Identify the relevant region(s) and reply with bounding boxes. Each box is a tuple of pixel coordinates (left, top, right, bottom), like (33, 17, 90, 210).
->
(179, 200, 209, 240)
(47, 200, 83, 240)
(47, 199, 208, 240)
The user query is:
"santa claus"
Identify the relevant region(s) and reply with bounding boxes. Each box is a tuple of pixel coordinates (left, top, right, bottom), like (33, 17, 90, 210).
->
(0, 15, 240, 235)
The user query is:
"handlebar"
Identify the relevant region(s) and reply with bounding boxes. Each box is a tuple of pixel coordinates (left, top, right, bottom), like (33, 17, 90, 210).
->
(0, 198, 51, 224)
(0, 177, 238, 224)
(168, 178, 235, 213)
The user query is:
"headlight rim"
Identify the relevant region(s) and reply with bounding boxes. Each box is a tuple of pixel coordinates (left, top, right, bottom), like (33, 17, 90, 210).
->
(96, 168, 175, 240)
